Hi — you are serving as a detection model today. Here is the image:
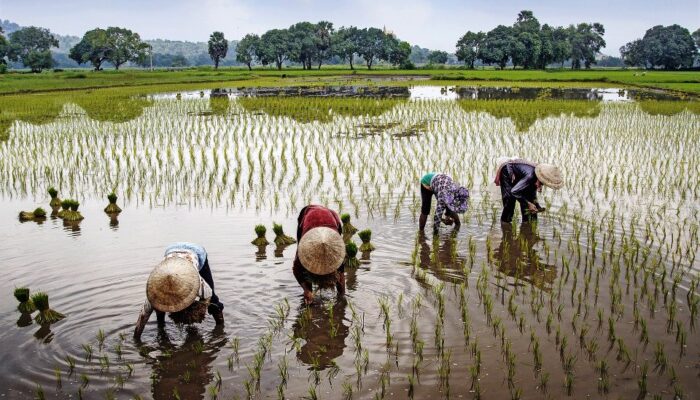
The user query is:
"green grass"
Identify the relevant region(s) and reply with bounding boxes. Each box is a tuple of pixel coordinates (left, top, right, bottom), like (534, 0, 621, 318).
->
(1, 67, 699, 95)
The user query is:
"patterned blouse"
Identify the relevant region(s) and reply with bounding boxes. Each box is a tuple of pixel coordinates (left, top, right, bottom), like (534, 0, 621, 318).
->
(430, 174, 470, 228)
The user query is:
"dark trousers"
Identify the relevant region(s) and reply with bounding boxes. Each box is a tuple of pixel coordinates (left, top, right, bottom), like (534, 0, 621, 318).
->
(199, 258, 223, 310)
(500, 170, 537, 224)
(420, 184, 433, 215)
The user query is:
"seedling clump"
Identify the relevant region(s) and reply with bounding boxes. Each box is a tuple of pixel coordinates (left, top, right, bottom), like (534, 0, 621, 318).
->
(104, 192, 122, 214)
(31, 292, 65, 325)
(251, 224, 269, 246)
(346, 242, 360, 268)
(273, 223, 296, 245)
(62, 200, 84, 222)
(18, 208, 47, 221)
(358, 229, 375, 252)
(48, 187, 61, 208)
(14, 287, 36, 313)
(341, 213, 358, 236)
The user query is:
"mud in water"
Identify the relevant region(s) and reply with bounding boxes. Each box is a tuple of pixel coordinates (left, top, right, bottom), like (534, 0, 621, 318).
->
(0, 87, 698, 399)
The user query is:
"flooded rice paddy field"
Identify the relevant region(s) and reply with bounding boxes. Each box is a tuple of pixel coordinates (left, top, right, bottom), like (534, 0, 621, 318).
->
(0, 86, 699, 399)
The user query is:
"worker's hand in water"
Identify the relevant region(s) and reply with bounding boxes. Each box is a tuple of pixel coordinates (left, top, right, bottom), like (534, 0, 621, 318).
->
(442, 216, 454, 225)
(303, 290, 314, 305)
(527, 202, 539, 214)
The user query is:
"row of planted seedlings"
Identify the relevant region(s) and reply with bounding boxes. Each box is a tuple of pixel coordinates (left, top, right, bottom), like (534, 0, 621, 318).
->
(1, 98, 698, 233)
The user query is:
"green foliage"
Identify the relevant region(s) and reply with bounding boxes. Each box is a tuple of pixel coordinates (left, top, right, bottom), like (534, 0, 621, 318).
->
(107, 192, 118, 204)
(7, 26, 58, 72)
(456, 31, 485, 69)
(428, 51, 449, 65)
(31, 292, 49, 311)
(273, 223, 296, 245)
(252, 224, 269, 246)
(32, 292, 66, 324)
(102, 27, 149, 70)
(358, 229, 375, 252)
(33, 207, 46, 217)
(208, 31, 228, 69)
(14, 287, 30, 302)
(621, 25, 697, 69)
(48, 187, 58, 198)
(236, 34, 259, 70)
(69, 28, 110, 70)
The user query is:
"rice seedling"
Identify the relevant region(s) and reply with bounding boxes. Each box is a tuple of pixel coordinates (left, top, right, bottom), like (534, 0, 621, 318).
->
(31, 292, 65, 324)
(358, 229, 375, 252)
(273, 222, 296, 245)
(18, 207, 47, 221)
(14, 287, 36, 313)
(104, 192, 122, 214)
(251, 224, 269, 246)
(48, 187, 61, 208)
(345, 241, 360, 268)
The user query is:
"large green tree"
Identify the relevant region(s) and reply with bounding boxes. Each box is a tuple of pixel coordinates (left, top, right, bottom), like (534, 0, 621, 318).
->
(568, 23, 605, 69)
(313, 21, 334, 69)
(479, 25, 513, 69)
(511, 11, 541, 69)
(69, 28, 111, 70)
(258, 29, 290, 70)
(642, 25, 696, 69)
(455, 31, 484, 69)
(7, 26, 58, 72)
(551, 26, 572, 67)
(208, 31, 228, 69)
(619, 39, 647, 67)
(333, 26, 361, 69)
(357, 27, 388, 69)
(236, 33, 259, 71)
(104, 27, 148, 70)
(288, 22, 317, 69)
(387, 40, 411, 66)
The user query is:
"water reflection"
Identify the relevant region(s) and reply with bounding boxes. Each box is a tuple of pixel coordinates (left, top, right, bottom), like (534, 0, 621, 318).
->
(139, 325, 228, 400)
(493, 223, 556, 290)
(237, 97, 406, 123)
(254, 244, 267, 261)
(416, 231, 467, 284)
(291, 299, 349, 370)
(108, 213, 120, 230)
(16, 312, 33, 328)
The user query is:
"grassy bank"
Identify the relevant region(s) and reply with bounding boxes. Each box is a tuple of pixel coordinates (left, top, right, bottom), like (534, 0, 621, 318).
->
(1, 67, 699, 96)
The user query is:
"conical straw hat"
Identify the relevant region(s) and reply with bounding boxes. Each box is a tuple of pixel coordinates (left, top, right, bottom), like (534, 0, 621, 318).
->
(146, 257, 200, 313)
(298, 227, 346, 275)
(535, 163, 564, 189)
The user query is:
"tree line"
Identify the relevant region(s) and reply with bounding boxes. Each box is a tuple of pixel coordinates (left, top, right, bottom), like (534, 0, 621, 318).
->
(620, 25, 699, 69)
(235, 22, 411, 70)
(455, 11, 607, 69)
(1, 13, 699, 72)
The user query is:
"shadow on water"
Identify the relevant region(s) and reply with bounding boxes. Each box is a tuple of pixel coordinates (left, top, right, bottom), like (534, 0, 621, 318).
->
(291, 298, 349, 370)
(237, 96, 406, 124)
(493, 222, 557, 291)
(416, 230, 468, 285)
(0, 90, 152, 141)
(138, 324, 228, 400)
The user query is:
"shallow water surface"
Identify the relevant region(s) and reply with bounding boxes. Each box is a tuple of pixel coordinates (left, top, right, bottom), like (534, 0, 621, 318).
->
(0, 87, 698, 399)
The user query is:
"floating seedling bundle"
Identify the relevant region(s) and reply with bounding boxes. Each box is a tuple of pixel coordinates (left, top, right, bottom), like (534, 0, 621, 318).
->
(48, 187, 61, 208)
(251, 224, 269, 246)
(31, 292, 65, 325)
(345, 242, 360, 268)
(104, 192, 122, 214)
(341, 214, 358, 236)
(358, 229, 375, 252)
(18, 207, 46, 221)
(14, 287, 36, 313)
(273, 223, 296, 245)
(61, 200, 84, 222)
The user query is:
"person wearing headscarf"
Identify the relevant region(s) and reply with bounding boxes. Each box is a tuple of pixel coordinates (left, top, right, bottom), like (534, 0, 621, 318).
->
(134, 242, 224, 339)
(293, 205, 346, 305)
(419, 173, 470, 233)
(494, 159, 564, 223)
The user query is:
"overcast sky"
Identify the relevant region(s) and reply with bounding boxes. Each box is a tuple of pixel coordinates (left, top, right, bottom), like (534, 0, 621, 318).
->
(2, 0, 699, 55)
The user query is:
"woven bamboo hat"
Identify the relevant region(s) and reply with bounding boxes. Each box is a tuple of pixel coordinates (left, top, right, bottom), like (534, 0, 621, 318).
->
(535, 163, 564, 189)
(298, 227, 346, 275)
(146, 257, 200, 313)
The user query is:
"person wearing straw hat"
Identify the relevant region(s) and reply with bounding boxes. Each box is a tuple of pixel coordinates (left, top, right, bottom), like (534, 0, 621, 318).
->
(293, 205, 346, 305)
(419, 173, 470, 233)
(133, 242, 224, 339)
(494, 159, 564, 223)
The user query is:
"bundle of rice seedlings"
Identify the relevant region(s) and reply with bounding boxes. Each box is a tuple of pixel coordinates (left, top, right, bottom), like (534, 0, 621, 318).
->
(32, 292, 65, 325)
(62, 200, 84, 222)
(251, 224, 269, 246)
(358, 229, 376, 252)
(57, 200, 70, 219)
(273, 223, 296, 245)
(104, 192, 122, 214)
(341, 213, 358, 236)
(14, 287, 36, 313)
(346, 242, 360, 268)
(48, 187, 61, 208)
(18, 208, 46, 221)
(169, 299, 209, 325)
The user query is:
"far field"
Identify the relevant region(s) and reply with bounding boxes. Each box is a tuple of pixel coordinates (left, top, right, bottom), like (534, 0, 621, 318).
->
(1, 67, 699, 96)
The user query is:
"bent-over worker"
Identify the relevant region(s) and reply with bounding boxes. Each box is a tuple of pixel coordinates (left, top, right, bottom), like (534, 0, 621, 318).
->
(494, 160, 564, 223)
(419, 173, 470, 233)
